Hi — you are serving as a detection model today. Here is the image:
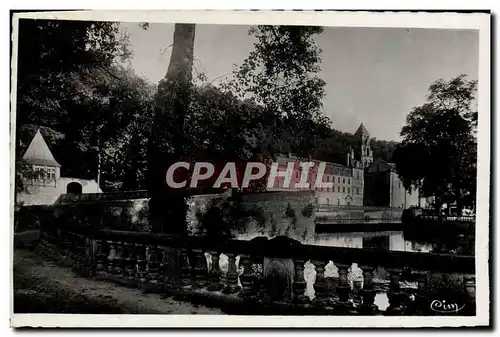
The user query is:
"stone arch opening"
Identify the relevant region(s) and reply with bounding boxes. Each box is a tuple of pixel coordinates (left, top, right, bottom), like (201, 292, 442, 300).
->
(66, 182, 83, 194)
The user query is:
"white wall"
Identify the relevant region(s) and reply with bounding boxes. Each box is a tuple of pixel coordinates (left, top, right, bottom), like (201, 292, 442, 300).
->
(18, 176, 102, 206)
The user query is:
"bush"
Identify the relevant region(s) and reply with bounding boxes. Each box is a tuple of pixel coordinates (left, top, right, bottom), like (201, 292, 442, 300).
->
(301, 203, 314, 218)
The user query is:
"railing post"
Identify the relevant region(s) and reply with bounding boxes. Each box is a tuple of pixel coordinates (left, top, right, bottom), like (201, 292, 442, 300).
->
(207, 250, 223, 291)
(335, 263, 353, 310)
(179, 248, 192, 288)
(359, 265, 377, 314)
(312, 260, 328, 304)
(386, 268, 406, 315)
(293, 258, 308, 304)
(136, 243, 148, 284)
(239, 254, 256, 298)
(192, 248, 208, 288)
(223, 253, 240, 294)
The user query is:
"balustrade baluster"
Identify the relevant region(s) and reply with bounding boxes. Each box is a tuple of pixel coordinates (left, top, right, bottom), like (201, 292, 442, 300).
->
(252, 256, 265, 298)
(386, 268, 405, 315)
(147, 245, 161, 283)
(192, 248, 208, 288)
(124, 242, 137, 279)
(136, 243, 148, 283)
(223, 253, 240, 294)
(335, 263, 353, 310)
(179, 248, 192, 287)
(312, 260, 328, 304)
(293, 258, 307, 304)
(113, 241, 125, 276)
(207, 250, 223, 291)
(411, 270, 428, 314)
(95, 239, 108, 278)
(157, 245, 167, 283)
(239, 255, 256, 298)
(106, 241, 116, 276)
(359, 265, 377, 314)
(72, 233, 83, 272)
(464, 275, 476, 314)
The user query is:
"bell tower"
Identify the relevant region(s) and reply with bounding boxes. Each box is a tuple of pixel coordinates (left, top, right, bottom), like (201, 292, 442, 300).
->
(354, 123, 373, 168)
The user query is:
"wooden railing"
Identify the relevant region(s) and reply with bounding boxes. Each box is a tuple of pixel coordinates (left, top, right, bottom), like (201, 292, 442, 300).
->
(39, 224, 476, 316)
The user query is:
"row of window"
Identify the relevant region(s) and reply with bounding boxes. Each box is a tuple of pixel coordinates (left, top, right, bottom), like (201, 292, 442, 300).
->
(317, 186, 361, 195)
(325, 176, 351, 184)
(293, 172, 359, 185)
(33, 166, 56, 181)
(316, 198, 352, 206)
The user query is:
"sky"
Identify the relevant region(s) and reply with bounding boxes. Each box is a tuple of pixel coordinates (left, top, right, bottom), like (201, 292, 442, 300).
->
(120, 23, 479, 142)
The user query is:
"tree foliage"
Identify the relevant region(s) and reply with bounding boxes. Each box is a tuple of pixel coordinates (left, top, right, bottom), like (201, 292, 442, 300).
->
(225, 25, 328, 158)
(393, 75, 478, 212)
(15, 19, 148, 192)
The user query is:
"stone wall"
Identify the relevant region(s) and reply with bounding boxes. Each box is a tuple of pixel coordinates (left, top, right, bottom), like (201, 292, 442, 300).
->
(234, 190, 316, 242)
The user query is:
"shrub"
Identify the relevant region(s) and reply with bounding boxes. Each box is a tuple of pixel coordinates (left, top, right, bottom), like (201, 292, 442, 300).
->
(301, 203, 314, 218)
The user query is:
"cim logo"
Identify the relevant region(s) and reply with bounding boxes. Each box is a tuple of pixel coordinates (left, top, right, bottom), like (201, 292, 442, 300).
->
(430, 299, 465, 314)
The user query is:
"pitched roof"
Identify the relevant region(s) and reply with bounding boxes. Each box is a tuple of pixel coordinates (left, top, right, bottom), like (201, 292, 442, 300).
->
(367, 157, 393, 173)
(354, 123, 370, 138)
(22, 129, 61, 167)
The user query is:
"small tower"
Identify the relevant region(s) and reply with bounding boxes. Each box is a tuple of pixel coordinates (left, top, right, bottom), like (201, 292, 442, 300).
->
(22, 129, 61, 180)
(346, 146, 355, 168)
(354, 123, 373, 168)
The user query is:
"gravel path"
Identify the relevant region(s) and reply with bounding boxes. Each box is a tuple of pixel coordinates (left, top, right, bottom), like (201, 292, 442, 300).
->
(13, 248, 223, 315)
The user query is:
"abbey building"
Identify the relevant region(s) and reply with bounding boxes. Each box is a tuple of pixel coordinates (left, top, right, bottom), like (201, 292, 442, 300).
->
(270, 123, 426, 209)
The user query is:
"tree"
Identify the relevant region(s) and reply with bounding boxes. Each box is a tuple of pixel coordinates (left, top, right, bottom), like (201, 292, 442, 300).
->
(226, 25, 327, 158)
(147, 23, 196, 234)
(15, 19, 134, 187)
(393, 75, 478, 214)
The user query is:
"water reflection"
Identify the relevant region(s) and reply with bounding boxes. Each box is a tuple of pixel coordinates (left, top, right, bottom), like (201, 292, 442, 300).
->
(309, 231, 434, 253)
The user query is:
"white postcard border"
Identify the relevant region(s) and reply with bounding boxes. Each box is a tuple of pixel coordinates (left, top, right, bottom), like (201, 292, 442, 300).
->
(9, 10, 490, 328)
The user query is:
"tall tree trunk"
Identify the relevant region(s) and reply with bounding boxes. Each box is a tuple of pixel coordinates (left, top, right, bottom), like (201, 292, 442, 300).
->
(147, 24, 196, 234)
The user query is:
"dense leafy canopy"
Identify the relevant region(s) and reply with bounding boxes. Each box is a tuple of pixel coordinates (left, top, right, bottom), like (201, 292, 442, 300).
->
(393, 75, 478, 212)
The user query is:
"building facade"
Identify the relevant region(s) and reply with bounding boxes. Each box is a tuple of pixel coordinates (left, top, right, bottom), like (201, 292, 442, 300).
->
(268, 123, 427, 210)
(364, 157, 426, 208)
(268, 123, 373, 207)
(17, 129, 102, 206)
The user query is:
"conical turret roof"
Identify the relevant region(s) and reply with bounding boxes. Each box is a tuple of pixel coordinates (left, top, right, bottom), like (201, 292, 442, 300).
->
(354, 123, 370, 138)
(22, 129, 61, 167)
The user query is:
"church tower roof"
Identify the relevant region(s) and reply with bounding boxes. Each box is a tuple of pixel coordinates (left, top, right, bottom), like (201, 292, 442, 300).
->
(22, 129, 61, 167)
(354, 123, 370, 138)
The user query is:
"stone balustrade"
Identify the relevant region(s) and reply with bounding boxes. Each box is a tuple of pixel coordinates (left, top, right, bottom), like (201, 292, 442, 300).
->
(41, 226, 476, 316)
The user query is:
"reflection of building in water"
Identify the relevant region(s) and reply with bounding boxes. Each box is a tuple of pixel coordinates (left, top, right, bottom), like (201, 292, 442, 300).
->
(313, 231, 434, 253)
(362, 235, 390, 250)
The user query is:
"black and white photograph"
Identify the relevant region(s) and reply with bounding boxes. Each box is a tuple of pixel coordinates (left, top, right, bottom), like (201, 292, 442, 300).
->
(9, 10, 490, 328)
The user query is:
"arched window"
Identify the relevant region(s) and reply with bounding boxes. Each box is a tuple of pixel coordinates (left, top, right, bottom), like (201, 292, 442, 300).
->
(66, 182, 83, 194)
